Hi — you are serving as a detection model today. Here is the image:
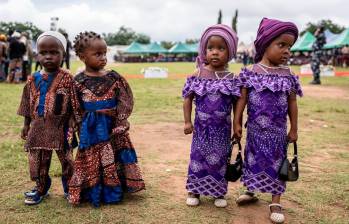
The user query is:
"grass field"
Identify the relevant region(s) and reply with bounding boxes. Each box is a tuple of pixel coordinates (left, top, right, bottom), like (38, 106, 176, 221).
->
(0, 62, 348, 223)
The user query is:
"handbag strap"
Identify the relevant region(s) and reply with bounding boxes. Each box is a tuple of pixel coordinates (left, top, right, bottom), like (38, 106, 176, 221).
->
(287, 141, 298, 158)
(227, 139, 242, 162)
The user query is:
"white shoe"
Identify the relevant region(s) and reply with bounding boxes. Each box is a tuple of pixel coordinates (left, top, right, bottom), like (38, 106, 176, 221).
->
(186, 197, 200, 206)
(214, 198, 227, 208)
(236, 191, 258, 205)
(269, 203, 285, 223)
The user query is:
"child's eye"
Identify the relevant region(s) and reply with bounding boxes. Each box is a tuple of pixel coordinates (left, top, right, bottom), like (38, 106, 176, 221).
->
(219, 47, 225, 51)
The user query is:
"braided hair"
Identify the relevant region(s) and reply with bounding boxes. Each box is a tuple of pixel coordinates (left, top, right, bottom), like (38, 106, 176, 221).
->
(73, 31, 102, 57)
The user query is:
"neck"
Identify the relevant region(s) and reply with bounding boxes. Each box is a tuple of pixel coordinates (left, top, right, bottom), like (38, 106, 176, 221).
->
(259, 57, 281, 68)
(205, 64, 227, 72)
(84, 67, 106, 77)
(43, 68, 59, 74)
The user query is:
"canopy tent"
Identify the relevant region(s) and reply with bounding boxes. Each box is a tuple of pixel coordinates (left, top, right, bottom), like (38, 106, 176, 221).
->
(168, 42, 193, 54)
(324, 29, 339, 43)
(145, 42, 168, 54)
(186, 43, 198, 53)
(291, 31, 316, 52)
(324, 28, 349, 49)
(124, 41, 147, 54)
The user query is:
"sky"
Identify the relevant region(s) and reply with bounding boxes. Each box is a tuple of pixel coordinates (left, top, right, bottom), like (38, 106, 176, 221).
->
(0, 0, 348, 44)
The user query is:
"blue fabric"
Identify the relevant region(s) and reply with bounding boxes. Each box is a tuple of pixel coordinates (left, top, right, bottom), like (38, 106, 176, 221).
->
(79, 99, 117, 150)
(118, 149, 138, 164)
(102, 185, 123, 204)
(33, 71, 55, 117)
(88, 183, 123, 207)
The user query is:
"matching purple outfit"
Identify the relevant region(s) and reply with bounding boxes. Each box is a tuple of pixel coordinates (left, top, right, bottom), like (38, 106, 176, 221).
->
(239, 64, 302, 195)
(183, 68, 240, 197)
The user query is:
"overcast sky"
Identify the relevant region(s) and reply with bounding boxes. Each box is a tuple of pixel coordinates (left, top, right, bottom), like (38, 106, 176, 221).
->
(0, 0, 348, 44)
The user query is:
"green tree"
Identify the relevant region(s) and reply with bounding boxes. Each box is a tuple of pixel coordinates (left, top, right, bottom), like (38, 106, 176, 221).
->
(135, 33, 151, 44)
(185, 38, 199, 44)
(160, 41, 174, 49)
(232, 9, 238, 33)
(0, 21, 43, 39)
(217, 10, 222, 24)
(301, 19, 345, 36)
(103, 26, 151, 45)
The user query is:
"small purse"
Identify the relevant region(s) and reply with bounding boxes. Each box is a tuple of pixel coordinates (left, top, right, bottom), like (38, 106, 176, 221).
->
(279, 142, 299, 182)
(225, 140, 243, 182)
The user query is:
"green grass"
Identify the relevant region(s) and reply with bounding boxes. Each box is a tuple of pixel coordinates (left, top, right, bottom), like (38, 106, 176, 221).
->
(1, 62, 349, 223)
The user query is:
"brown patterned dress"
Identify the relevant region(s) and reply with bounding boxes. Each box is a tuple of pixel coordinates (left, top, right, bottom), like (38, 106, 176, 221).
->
(68, 70, 145, 207)
(17, 68, 76, 196)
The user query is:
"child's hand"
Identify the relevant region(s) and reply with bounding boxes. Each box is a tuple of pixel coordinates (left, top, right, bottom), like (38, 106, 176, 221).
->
(233, 124, 242, 141)
(21, 125, 30, 140)
(184, 122, 194, 135)
(287, 129, 298, 142)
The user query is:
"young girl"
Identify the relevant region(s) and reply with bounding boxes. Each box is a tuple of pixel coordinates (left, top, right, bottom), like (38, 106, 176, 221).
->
(68, 31, 145, 207)
(233, 18, 302, 223)
(17, 31, 75, 205)
(183, 24, 239, 208)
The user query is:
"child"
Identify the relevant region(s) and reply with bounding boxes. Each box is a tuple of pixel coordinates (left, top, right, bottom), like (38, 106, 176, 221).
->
(68, 31, 145, 207)
(182, 24, 239, 208)
(233, 18, 302, 223)
(17, 31, 76, 205)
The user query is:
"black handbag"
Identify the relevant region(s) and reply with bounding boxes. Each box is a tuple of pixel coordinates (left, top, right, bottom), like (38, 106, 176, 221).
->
(225, 140, 243, 182)
(279, 142, 299, 182)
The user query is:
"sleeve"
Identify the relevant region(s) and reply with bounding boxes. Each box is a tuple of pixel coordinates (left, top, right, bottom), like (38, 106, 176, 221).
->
(290, 72, 303, 97)
(17, 82, 31, 117)
(112, 75, 134, 135)
(68, 78, 84, 127)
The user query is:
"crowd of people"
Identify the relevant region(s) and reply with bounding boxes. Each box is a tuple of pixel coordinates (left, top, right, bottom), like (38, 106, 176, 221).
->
(0, 30, 71, 83)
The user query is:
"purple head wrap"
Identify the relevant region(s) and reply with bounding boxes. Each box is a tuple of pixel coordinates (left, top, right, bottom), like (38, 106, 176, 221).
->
(254, 18, 299, 63)
(197, 24, 238, 68)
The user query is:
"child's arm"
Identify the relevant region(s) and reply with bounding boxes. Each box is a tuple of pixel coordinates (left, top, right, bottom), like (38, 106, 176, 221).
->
(183, 95, 194, 135)
(233, 88, 247, 140)
(288, 92, 298, 142)
(21, 117, 31, 140)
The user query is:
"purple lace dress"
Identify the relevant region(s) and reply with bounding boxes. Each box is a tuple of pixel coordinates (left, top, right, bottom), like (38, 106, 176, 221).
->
(238, 64, 303, 195)
(182, 68, 241, 197)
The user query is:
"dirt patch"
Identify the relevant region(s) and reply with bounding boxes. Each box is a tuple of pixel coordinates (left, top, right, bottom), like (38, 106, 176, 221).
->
(302, 85, 349, 100)
(130, 122, 302, 224)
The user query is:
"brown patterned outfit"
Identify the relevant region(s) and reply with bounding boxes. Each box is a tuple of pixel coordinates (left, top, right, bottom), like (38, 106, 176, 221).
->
(17, 68, 76, 196)
(68, 70, 145, 207)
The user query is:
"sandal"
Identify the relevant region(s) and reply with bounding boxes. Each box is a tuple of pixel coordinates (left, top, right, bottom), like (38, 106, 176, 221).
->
(236, 191, 258, 205)
(186, 193, 200, 206)
(269, 203, 285, 223)
(214, 197, 227, 208)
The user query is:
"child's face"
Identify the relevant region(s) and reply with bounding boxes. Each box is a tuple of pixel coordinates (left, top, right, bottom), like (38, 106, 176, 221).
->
(264, 33, 295, 66)
(206, 36, 229, 70)
(80, 39, 107, 71)
(37, 37, 64, 72)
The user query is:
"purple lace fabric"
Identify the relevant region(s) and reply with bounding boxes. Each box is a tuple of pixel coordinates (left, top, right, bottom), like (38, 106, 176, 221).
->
(182, 68, 241, 197)
(238, 65, 302, 195)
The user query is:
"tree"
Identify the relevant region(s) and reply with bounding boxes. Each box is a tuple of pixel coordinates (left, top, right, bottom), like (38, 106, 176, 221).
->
(185, 38, 199, 44)
(0, 21, 43, 39)
(301, 19, 345, 36)
(103, 26, 151, 45)
(135, 33, 151, 44)
(160, 41, 174, 50)
(232, 9, 238, 33)
(217, 10, 222, 24)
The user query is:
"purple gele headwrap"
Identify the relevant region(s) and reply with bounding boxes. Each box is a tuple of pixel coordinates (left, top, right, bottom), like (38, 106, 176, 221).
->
(196, 24, 238, 68)
(254, 17, 299, 63)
